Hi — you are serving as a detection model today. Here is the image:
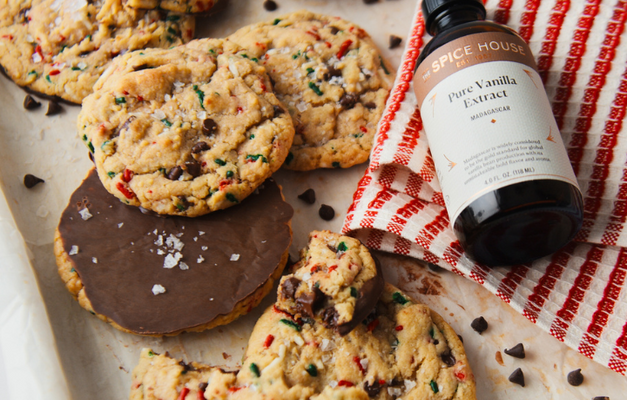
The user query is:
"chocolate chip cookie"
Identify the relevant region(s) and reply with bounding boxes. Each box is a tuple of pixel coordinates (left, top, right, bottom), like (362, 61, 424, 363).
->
(78, 38, 294, 216)
(0, 0, 194, 104)
(55, 169, 293, 335)
(229, 10, 395, 170)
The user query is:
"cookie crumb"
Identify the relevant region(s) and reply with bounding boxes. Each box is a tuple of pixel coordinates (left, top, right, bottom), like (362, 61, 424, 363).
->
(389, 35, 402, 49)
(504, 343, 525, 359)
(298, 188, 316, 204)
(508, 368, 525, 387)
(152, 284, 166, 295)
(567, 369, 584, 386)
(319, 204, 335, 220)
(230, 254, 240, 261)
(24, 174, 45, 188)
(470, 316, 488, 334)
(69, 245, 79, 255)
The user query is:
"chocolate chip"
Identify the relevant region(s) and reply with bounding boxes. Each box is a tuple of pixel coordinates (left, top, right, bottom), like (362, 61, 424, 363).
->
(166, 166, 183, 180)
(363, 380, 382, 397)
(567, 369, 584, 386)
(327, 244, 338, 253)
(273, 105, 284, 116)
(179, 360, 191, 372)
(508, 368, 525, 387)
(389, 35, 402, 49)
(470, 316, 488, 334)
(363, 0, 378, 4)
(321, 307, 339, 327)
(263, 0, 278, 11)
(440, 350, 456, 367)
(46, 101, 62, 116)
(184, 159, 201, 177)
(364, 101, 376, 110)
(433, 339, 439, 345)
(325, 65, 342, 81)
(329, 26, 339, 35)
(177, 195, 190, 210)
(202, 118, 218, 135)
(198, 382, 208, 391)
(298, 188, 316, 204)
(296, 287, 325, 318)
(504, 343, 525, 359)
(191, 142, 210, 153)
(319, 204, 335, 221)
(23, 95, 41, 110)
(340, 93, 358, 109)
(281, 277, 301, 300)
(23, 174, 44, 188)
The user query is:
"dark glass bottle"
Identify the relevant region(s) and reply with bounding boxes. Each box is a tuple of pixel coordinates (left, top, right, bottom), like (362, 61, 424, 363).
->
(415, 0, 583, 266)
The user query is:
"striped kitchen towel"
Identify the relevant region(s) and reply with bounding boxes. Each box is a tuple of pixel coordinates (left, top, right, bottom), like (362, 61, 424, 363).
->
(342, 0, 627, 375)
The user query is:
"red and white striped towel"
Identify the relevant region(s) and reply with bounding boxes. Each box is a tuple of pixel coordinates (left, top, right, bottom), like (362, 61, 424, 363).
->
(342, 0, 627, 375)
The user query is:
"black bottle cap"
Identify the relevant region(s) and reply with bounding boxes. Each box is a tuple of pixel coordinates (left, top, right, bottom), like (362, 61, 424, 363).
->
(422, 0, 486, 35)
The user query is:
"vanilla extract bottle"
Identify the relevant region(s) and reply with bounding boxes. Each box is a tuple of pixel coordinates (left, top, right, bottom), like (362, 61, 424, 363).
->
(414, 0, 583, 266)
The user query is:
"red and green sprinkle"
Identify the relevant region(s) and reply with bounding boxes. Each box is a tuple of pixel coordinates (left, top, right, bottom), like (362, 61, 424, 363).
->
(249, 363, 260, 377)
(306, 364, 318, 377)
(280, 318, 302, 331)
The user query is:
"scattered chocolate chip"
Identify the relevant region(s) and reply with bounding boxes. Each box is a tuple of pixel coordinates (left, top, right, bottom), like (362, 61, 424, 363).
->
(23, 94, 41, 110)
(329, 26, 339, 35)
(363, 380, 382, 397)
(440, 350, 456, 367)
(166, 166, 183, 180)
(389, 35, 403, 49)
(296, 287, 325, 317)
(46, 101, 62, 116)
(298, 188, 316, 204)
(191, 141, 210, 153)
(319, 204, 335, 221)
(340, 93, 358, 109)
(273, 105, 284, 115)
(504, 343, 525, 359)
(567, 369, 584, 386)
(198, 382, 208, 391)
(281, 277, 301, 299)
(263, 0, 278, 11)
(202, 118, 218, 135)
(433, 339, 439, 345)
(321, 307, 339, 327)
(364, 101, 377, 110)
(508, 368, 525, 387)
(184, 159, 201, 177)
(23, 174, 44, 188)
(470, 316, 488, 334)
(593, 397, 610, 400)
(363, 0, 378, 4)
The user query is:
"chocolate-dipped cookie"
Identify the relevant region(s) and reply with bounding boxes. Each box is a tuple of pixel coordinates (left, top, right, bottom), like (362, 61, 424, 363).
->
(276, 230, 384, 335)
(55, 168, 293, 336)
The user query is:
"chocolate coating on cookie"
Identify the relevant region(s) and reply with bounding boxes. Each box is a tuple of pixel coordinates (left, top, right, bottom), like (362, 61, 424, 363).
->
(57, 169, 293, 335)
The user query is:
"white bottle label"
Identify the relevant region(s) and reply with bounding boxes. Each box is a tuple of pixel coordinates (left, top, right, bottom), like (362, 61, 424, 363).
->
(414, 32, 579, 225)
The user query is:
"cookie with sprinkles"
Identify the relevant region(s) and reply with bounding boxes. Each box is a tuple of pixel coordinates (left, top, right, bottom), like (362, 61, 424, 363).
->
(276, 230, 384, 335)
(55, 169, 293, 335)
(78, 38, 294, 217)
(129, 348, 237, 400)
(0, 0, 194, 104)
(234, 283, 476, 399)
(229, 10, 395, 171)
(127, 0, 222, 15)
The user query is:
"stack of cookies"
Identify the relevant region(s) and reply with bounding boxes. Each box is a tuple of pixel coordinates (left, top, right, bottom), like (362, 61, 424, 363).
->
(46, 9, 395, 336)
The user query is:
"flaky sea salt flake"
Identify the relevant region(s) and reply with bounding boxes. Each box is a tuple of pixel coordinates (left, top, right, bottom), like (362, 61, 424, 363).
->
(69, 245, 79, 255)
(197, 255, 205, 263)
(230, 254, 240, 261)
(152, 284, 166, 295)
(79, 207, 93, 220)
